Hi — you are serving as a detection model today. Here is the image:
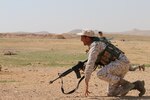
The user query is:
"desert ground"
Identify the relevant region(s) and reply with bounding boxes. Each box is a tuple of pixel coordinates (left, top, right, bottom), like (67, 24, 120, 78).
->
(0, 34, 150, 100)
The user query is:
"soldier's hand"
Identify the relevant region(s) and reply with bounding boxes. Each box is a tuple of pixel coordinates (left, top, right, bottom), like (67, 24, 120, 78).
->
(85, 89, 91, 97)
(84, 84, 91, 97)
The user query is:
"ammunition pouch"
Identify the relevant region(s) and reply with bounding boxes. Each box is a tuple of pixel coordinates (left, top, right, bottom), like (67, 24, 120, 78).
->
(96, 43, 122, 66)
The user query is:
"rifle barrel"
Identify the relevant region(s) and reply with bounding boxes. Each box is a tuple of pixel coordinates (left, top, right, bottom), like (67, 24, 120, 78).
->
(49, 68, 73, 84)
(49, 77, 60, 84)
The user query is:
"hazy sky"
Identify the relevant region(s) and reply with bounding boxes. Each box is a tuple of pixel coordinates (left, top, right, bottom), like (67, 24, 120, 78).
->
(0, 0, 150, 33)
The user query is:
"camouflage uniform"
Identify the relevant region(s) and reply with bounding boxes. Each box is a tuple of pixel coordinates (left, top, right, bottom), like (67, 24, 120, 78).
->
(97, 53, 130, 95)
(84, 40, 130, 96)
(84, 41, 106, 82)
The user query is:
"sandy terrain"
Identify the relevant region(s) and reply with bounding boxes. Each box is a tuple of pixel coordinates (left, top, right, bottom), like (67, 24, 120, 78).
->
(0, 66, 149, 100)
(0, 35, 150, 100)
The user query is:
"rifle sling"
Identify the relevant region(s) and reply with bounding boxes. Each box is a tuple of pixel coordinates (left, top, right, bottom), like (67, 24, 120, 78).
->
(60, 76, 85, 94)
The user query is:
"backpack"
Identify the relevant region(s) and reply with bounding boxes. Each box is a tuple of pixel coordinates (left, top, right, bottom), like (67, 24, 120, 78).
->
(95, 37, 124, 66)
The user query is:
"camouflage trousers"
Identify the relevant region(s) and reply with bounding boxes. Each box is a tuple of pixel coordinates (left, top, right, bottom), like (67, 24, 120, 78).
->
(97, 54, 130, 95)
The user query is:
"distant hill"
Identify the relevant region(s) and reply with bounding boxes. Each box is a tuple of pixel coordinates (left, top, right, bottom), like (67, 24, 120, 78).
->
(122, 29, 150, 36)
(64, 28, 150, 38)
(0, 29, 150, 39)
(67, 29, 100, 34)
(34, 31, 50, 34)
(67, 29, 82, 34)
(108, 29, 150, 36)
(9, 31, 51, 34)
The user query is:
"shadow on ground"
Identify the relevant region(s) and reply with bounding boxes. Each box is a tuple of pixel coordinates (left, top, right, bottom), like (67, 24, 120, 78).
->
(88, 96, 150, 100)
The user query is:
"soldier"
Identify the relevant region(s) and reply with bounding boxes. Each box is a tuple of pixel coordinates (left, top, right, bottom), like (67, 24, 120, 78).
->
(77, 30, 145, 97)
(98, 31, 110, 42)
(98, 31, 105, 38)
(129, 64, 145, 71)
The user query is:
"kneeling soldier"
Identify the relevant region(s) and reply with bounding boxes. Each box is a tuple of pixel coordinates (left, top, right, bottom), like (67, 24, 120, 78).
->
(77, 30, 145, 97)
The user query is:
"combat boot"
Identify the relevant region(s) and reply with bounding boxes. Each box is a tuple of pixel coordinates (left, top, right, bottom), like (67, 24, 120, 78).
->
(120, 80, 146, 96)
(139, 64, 145, 71)
(132, 80, 146, 97)
(119, 79, 135, 96)
(141, 65, 145, 71)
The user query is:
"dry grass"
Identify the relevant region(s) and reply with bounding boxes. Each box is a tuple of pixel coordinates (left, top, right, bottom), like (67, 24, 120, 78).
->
(0, 34, 150, 100)
(0, 34, 150, 66)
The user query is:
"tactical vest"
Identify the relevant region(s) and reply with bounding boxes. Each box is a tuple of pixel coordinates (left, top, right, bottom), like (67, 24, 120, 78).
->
(95, 38, 124, 66)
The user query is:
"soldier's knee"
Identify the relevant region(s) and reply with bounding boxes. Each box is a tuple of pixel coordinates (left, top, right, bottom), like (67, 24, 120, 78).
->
(97, 71, 107, 79)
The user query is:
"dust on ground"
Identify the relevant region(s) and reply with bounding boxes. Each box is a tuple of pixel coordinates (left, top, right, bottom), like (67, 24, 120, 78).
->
(0, 66, 150, 100)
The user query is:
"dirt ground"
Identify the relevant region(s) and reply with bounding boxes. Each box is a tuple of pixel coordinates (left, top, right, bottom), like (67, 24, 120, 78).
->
(0, 66, 149, 100)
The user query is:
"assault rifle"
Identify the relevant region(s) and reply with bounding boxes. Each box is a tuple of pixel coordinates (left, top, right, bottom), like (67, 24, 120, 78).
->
(49, 60, 87, 94)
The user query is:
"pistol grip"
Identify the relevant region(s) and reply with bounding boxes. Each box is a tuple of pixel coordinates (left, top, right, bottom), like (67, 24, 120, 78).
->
(74, 69, 81, 78)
